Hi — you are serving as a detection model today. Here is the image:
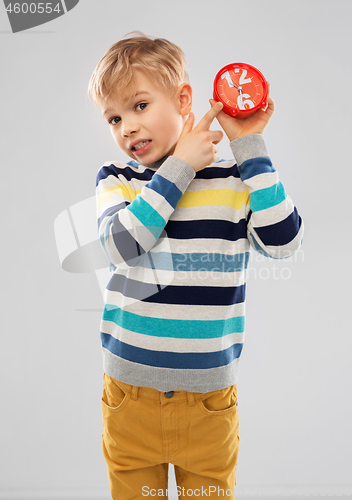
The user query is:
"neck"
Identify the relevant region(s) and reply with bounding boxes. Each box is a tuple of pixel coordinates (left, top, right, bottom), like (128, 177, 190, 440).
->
(144, 155, 169, 170)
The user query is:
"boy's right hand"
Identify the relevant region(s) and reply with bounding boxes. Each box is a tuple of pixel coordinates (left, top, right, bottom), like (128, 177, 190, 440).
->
(173, 102, 224, 172)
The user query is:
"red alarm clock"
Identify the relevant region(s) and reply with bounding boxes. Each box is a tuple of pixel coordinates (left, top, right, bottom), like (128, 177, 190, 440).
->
(213, 62, 268, 118)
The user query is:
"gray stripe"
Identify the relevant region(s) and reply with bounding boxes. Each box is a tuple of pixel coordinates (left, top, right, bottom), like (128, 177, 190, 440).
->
(156, 156, 195, 193)
(230, 134, 269, 166)
(102, 348, 239, 392)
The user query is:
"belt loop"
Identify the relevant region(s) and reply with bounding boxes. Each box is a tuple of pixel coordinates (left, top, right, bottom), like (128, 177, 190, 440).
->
(131, 385, 139, 401)
(187, 391, 196, 406)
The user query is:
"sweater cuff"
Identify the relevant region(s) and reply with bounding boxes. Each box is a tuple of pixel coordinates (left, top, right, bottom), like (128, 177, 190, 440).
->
(230, 134, 269, 166)
(157, 155, 196, 193)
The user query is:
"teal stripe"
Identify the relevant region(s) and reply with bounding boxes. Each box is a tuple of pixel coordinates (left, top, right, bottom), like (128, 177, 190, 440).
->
(250, 181, 286, 212)
(103, 305, 245, 339)
(127, 196, 166, 239)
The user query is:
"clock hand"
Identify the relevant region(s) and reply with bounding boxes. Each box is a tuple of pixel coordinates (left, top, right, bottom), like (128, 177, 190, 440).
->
(228, 76, 239, 89)
(225, 73, 245, 106)
(238, 87, 244, 108)
(229, 76, 244, 98)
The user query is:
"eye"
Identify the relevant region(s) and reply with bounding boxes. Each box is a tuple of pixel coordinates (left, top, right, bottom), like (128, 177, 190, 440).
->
(136, 102, 148, 111)
(109, 116, 121, 125)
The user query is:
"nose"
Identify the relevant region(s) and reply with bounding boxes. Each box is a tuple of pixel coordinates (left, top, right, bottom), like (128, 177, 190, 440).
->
(121, 116, 139, 138)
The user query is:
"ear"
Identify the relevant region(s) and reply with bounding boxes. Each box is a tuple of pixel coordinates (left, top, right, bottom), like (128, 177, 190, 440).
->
(177, 83, 193, 116)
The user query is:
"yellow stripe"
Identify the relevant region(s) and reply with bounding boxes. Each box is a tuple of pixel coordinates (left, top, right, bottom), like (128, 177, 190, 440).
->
(177, 189, 249, 209)
(97, 183, 141, 209)
(97, 184, 249, 211)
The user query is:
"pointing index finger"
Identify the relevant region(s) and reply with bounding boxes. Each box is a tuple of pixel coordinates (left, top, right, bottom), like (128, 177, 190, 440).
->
(195, 101, 223, 131)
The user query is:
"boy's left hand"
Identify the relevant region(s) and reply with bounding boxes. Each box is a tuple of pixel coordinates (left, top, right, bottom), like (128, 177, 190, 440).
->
(209, 82, 275, 142)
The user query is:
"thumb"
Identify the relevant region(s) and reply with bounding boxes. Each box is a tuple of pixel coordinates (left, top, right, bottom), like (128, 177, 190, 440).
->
(180, 112, 195, 138)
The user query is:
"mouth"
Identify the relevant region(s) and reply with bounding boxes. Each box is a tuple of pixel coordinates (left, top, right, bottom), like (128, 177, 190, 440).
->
(130, 140, 152, 155)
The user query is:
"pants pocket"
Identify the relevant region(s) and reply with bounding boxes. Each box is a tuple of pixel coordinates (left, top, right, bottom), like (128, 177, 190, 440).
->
(101, 373, 130, 413)
(197, 384, 238, 416)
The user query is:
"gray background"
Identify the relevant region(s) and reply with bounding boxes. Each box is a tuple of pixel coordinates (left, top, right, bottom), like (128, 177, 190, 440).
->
(1, 0, 351, 498)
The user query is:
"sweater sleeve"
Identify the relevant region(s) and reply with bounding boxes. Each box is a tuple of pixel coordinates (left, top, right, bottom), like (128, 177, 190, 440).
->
(230, 134, 303, 259)
(96, 156, 195, 268)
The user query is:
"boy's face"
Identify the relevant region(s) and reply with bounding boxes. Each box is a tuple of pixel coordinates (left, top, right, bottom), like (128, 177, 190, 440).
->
(101, 71, 190, 165)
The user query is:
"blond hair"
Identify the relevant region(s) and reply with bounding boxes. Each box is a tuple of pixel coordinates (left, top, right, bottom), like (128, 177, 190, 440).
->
(88, 31, 189, 106)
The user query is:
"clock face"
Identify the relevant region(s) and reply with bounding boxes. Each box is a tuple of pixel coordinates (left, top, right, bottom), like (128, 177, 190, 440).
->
(214, 63, 267, 117)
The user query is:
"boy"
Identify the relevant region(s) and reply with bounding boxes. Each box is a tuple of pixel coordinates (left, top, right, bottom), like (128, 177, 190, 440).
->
(88, 32, 303, 499)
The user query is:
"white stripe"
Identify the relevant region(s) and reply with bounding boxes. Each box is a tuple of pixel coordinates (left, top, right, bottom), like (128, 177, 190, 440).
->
(187, 176, 248, 192)
(103, 292, 246, 320)
(118, 206, 157, 248)
(167, 236, 250, 255)
(105, 269, 245, 291)
(97, 173, 125, 189)
(169, 204, 248, 223)
(142, 184, 175, 216)
(247, 171, 278, 191)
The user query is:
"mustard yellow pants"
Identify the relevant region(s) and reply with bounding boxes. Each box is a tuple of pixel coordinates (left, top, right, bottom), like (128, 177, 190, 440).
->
(102, 374, 240, 499)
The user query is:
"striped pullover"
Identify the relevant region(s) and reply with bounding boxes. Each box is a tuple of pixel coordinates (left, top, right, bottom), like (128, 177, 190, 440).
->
(96, 134, 303, 392)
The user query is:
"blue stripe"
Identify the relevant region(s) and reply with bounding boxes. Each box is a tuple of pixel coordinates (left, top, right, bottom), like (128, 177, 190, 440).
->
(196, 163, 240, 179)
(107, 274, 246, 306)
(101, 332, 243, 369)
(102, 305, 245, 338)
(96, 163, 154, 186)
(250, 181, 286, 212)
(96, 161, 241, 186)
(120, 165, 153, 181)
(127, 196, 166, 239)
(107, 273, 165, 301)
(166, 218, 247, 242)
(142, 283, 246, 306)
(127, 160, 140, 169)
(96, 165, 116, 186)
(146, 174, 182, 209)
(238, 156, 275, 181)
(254, 208, 302, 246)
(141, 251, 250, 273)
